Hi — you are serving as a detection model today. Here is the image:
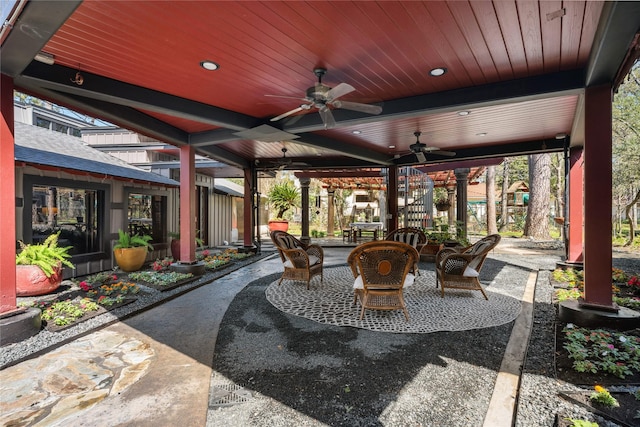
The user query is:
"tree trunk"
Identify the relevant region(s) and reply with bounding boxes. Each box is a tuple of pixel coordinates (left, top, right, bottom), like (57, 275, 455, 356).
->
(554, 153, 565, 240)
(624, 188, 640, 246)
(499, 159, 509, 232)
(486, 166, 498, 234)
(524, 153, 552, 239)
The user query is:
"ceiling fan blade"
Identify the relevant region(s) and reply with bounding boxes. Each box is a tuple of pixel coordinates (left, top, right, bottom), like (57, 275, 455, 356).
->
(393, 152, 420, 165)
(415, 151, 426, 163)
(318, 106, 336, 129)
(265, 94, 306, 100)
(433, 149, 456, 157)
(326, 83, 355, 101)
(333, 100, 382, 115)
(270, 106, 304, 122)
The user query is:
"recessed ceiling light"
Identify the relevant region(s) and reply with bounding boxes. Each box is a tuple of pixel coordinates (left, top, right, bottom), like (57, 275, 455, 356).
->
(457, 111, 470, 116)
(429, 67, 447, 77)
(200, 60, 219, 71)
(352, 130, 362, 135)
(388, 145, 395, 149)
(476, 132, 487, 137)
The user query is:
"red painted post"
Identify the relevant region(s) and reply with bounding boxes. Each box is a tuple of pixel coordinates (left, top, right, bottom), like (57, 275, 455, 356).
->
(567, 148, 584, 263)
(582, 85, 614, 309)
(179, 145, 196, 263)
(0, 74, 17, 313)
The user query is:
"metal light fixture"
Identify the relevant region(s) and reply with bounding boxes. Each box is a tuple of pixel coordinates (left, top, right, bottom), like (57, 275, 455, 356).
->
(34, 51, 55, 65)
(200, 60, 219, 71)
(429, 67, 447, 77)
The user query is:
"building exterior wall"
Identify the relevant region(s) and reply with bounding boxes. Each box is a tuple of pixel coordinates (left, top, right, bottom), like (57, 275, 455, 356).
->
(16, 164, 176, 278)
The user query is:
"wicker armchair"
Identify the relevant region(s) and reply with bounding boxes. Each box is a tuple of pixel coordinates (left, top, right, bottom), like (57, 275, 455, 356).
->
(347, 241, 419, 321)
(435, 234, 501, 299)
(270, 230, 324, 289)
(384, 227, 427, 275)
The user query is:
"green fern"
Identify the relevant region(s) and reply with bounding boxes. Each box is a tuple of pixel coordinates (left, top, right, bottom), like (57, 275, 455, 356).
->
(113, 229, 153, 250)
(15, 233, 74, 277)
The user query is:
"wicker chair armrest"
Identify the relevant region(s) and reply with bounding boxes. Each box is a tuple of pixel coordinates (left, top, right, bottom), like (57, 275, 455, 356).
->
(440, 253, 475, 275)
(305, 244, 324, 261)
(282, 247, 310, 268)
(435, 247, 458, 266)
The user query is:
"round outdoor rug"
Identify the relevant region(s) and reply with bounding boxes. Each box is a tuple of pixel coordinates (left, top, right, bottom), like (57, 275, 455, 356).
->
(265, 266, 522, 333)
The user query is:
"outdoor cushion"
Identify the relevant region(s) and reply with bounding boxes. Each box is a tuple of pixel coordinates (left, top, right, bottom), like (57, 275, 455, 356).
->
(463, 266, 479, 277)
(277, 234, 299, 249)
(284, 255, 319, 268)
(393, 233, 420, 248)
(353, 273, 415, 290)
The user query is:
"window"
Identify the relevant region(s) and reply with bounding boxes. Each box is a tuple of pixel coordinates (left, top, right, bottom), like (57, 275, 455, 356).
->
(53, 122, 69, 134)
(31, 185, 102, 255)
(128, 193, 167, 243)
(35, 117, 51, 130)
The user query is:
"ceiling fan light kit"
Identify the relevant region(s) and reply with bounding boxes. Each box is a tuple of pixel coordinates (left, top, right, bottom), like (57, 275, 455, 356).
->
(269, 67, 382, 129)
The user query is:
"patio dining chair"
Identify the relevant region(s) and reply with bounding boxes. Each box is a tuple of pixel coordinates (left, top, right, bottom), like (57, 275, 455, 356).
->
(384, 227, 427, 275)
(347, 240, 420, 321)
(270, 230, 324, 289)
(435, 234, 501, 299)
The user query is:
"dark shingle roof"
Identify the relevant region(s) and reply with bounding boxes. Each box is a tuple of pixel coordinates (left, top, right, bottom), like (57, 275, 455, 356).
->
(14, 122, 178, 186)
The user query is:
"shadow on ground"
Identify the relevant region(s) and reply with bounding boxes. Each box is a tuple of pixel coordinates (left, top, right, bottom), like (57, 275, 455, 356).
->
(210, 259, 530, 426)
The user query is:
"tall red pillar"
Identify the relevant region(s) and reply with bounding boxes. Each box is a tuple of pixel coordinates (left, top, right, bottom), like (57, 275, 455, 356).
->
(0, 74, 17, 313)
(179, 144, 196, 263)
(582, 85, 614, 310)
(567, 147, 584, 264)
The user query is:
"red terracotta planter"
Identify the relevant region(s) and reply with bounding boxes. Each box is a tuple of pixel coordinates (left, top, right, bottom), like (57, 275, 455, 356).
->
(268, 220, 289, 232)
(16, 264, 62, 296)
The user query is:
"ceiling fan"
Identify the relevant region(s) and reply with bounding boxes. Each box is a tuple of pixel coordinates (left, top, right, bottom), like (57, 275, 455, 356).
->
(259, 147, 310, 170)
(268, 67, 382, 129)
(396, 131, 456, 164)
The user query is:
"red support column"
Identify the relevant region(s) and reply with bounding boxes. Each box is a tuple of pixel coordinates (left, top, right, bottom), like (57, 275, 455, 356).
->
(243, 168, 252, 247)
(582, 85, 614, 310)
(567, 147, 584, 264)
(0, 74, 17, 313)
(179, 145, 196, 263)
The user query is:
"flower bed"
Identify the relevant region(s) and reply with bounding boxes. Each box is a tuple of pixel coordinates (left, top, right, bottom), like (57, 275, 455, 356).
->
(127, 271, 196, 292)
(22, 297, 106, 332)
(553, 267, 640, 310)
(559, 385, 640, 427)
(560, 324, 640, 380)
(199, 248, 250, 270)
(553, 265, 640, 423)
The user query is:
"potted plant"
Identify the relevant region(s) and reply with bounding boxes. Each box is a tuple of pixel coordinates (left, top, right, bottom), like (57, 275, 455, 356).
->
(113, 229, 153, 272)
(434, 187, 451, 212)
(15, 232, 74, 296)
(168, 231, 204, 260)
(267, 180, 300, 232)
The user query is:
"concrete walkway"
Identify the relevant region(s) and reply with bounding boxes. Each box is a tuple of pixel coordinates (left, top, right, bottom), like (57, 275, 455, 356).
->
(0, 242, 553, 426)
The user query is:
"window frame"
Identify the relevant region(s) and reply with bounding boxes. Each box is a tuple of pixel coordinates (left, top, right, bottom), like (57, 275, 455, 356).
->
(22, 175, 111, 263)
